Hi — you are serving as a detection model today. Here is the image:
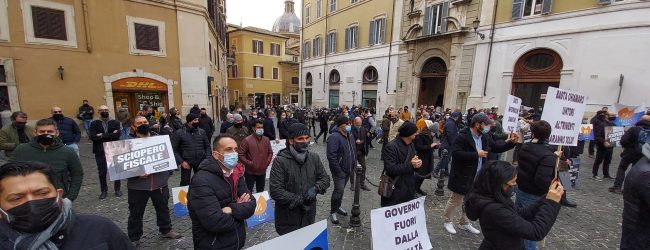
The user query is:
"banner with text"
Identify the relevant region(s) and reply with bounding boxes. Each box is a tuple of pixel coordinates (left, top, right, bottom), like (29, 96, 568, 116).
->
(172, 186, 189, 217)
(579, 124, 594, 141)
(105, 135, 177, 181)
(246, 191, 275, 228)
(502, 95, 523, 133)
(246, 220, 328, 250)
(541, 87, 587, 146)
(267, 139, 286, 179)
(605, 126, 625, 147)
(371, 197, 432, 250)
(610, 103, 647, 127)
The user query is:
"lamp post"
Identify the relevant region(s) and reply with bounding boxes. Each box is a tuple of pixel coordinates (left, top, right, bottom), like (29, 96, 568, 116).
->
(349, 163, 362, 227)
(57, 66, 64, 80)
(472, 18, 486, 40)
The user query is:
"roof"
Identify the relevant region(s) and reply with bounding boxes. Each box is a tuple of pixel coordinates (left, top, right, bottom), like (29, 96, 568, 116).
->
(227, 24, 288, 39)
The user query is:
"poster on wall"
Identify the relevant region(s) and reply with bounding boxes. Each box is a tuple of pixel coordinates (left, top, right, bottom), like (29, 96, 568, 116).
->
(540, 87, 587, 146)
(104, 135, 177, 181)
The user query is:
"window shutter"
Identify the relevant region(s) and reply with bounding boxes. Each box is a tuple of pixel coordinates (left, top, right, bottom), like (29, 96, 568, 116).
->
(379, 18, 386, 43)
(326, 35, 331, 54)
(423, 6, 432, 36)
(261, 67, 264, 78)
(345, 28, 350, 50)
(333, 33, 337, 52)
(541, 0, 553, 15)
(440, 2, 449, 33)
(369, 20, 376, 46)
(512, 0, 524, 20)
(259, 41, 264, 54)
(354, 26, 359, 48)
(598, 0, 612, 5)
(32, 7, 67, 40)
(253, 41, 257, 53)
(135, 23, 160, 51)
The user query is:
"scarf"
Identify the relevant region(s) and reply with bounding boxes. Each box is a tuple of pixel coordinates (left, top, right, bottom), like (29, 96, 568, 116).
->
(14, 198, 74, 250)
(289, 145, 307, 164)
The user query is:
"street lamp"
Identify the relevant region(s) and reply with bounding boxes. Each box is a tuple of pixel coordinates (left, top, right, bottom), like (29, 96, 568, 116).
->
(472, 18, 486, 40)
(349, 163, 362, 227)
(57, 66, 65, 80)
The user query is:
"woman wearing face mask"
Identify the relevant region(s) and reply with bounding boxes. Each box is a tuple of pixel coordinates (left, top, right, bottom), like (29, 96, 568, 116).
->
(464, 161, 564, 250)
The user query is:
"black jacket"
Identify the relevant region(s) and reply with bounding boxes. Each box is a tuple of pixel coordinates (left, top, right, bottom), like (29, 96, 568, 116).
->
(516, 140, 557, 196)
(464, 194, 561, 250)
(621, 157, 650, 249)
(278, 119, 292, 139)
(620, 120, 650, 161)
(188, 157, 256, 250)
(448, 129, 515, 195)
(77, 105, 94, 120)
(326, 130, 357, 175)
(269, 148, 330, 235)
(413, 133, 434, 179)
(52, 116, 81, 144)
(318, 113, 329, 129)
(263, 118, 276, 140)
(168, 115, 184, 132)
(352, 125, 368, 155)
(593, 117, 613, 146)
(0, 213, 134, 250)
(380, 137, 417, 207)
(89, 119, 121, 154)
(171, 125, 211, 166)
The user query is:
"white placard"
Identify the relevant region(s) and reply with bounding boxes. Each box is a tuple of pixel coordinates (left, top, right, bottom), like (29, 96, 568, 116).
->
(267, 139, 286, 178)
(502, 95, 522, 133)
(246, 220, 328, 250)
(104, 135, 178, 181)
(370, 197, 432, 250)
(540, 87, 587, 146)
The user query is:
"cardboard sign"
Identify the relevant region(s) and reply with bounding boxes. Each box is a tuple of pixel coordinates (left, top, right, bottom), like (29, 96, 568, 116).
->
(502, 95, 522, 133)
(104, 135, 177, 181)
(579, 124, 594, 141)
(267, 139, 287, 179)
(540, 87, 587, 146)
(370, 197, 432, 250)
(246, 191, 275, 228)
(610, 103, 647, 126)
(246, 220, 328, 250)
(172, 186, 189, 217)
(558, 158, 581, 191)
(605, 126, 625, 147)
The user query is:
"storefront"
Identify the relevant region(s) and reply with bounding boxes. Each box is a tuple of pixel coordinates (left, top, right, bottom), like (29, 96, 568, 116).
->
(110, 76, 171, 118)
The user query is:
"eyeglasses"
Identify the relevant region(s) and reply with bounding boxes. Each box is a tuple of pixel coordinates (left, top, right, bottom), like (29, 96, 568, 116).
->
(52, 111, 62, 114)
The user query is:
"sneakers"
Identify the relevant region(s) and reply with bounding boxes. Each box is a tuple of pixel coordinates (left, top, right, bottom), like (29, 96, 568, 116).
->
(443, 222, 457, 234)
(459, 224, 481, 234)
(592, 176, 603, 181)
(162, 231, 182, 239)
(330, 213, 339, 224)
(336, 207, 348, 216)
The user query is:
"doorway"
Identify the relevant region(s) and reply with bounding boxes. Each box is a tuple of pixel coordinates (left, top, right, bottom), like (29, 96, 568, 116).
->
(111, 77, 169, 118)
(418, 57, 447, 107)
(512, 49, 563, 109)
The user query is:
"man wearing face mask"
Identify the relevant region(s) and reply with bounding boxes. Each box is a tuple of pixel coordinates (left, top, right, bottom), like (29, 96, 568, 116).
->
(187, 135, 256, 249)
(198, 108, 215, 140)
(326, 116, 357, 224)
(592, 112, 616, 180)
(239, 119, 273, 193)
(127, 116, 182, 246)
(381, 122, 422, 207)
(270, 123, 330, 235)
(171, 113, 211, 186)
(89, 105, 123, 199)
(443, 113, 518, 235)
(50, 107, 81, 156)
(77, 100, 94, 139)
(0, 111, 33, 160)
(11, 119, 83, 202)
(220, 113, 235, 134)
(226, 114, 250, 146)
(0, 161, 134, 249)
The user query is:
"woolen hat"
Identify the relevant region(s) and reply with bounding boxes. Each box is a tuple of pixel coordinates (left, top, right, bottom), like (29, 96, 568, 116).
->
(234, 114, 243, 121)
(288, 123, 310, 139)
(335, 115, 350, 127)
(398, 121, 417, 137)
(450, 112, 462, 118)
(186, 113, 200, 123)
(471, 113, 493, 126)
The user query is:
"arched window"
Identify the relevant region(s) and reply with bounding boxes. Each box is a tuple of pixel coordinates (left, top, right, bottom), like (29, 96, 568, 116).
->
(306, 72, 313, 86)
(420, 57, 447, 77)
(329, 70, 340, 84)
(363, 66, 378, 84)
(513, 49, 563, 83)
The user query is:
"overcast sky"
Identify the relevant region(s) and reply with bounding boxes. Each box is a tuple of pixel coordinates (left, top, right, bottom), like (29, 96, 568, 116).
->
(227, 0, 302, 31)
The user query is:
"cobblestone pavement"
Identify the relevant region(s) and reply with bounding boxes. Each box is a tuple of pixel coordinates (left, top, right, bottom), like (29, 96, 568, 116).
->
(73, 131, 625, 249)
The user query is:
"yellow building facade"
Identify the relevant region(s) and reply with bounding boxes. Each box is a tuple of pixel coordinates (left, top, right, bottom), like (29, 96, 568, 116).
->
(227, 25, 287, 108)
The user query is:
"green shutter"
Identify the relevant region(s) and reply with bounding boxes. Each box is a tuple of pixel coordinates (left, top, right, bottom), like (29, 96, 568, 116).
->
(512, 0, 524, 20)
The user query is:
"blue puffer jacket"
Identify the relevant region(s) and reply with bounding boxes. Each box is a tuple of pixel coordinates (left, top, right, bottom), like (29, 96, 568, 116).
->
(326, 130, 357, 175)
(52, 116, 81, 144)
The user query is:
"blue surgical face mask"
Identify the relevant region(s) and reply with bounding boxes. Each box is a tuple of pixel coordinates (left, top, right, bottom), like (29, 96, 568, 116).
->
(482, 126, 491, 134)
(228, 118, 235, 123)
(221, 152, 238, 169)
(256, 128, 264, 136)
(345, 125, 352, 133)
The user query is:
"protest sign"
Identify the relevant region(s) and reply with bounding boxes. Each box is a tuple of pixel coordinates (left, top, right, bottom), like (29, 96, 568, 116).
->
(610, 103, 647, 126)
(267, 139, 286, 178)
(246, 191, 275, 228)
(502, 95, 522, 133)
(370, 197, 432, 250)
(540, 87, 587, 146)
(605, 126, 625, 147)
(104, 135, 177, 181)
(172, 186, 189, 217)
(246, 220, 328, 250)
(579, 124, 594, 141)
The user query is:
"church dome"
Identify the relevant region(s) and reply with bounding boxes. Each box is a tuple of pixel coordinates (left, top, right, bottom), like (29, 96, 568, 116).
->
(272, 0, 301, 34)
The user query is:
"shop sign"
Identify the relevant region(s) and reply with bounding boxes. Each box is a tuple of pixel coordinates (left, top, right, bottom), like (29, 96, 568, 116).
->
(112, 77, 167, 91)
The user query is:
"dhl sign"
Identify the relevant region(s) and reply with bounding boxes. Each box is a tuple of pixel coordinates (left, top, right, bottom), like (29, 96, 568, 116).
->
(112, 77, 167, 91)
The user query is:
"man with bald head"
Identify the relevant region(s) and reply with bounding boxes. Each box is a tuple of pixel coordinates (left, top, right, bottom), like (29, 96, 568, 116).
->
(90, 105, 123, 199)
(50, 106, 81, 156)
(350, 117, 370, 191)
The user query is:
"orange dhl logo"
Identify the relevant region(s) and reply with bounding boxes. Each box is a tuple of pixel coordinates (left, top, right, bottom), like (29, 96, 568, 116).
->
(123, 81, 162, 89)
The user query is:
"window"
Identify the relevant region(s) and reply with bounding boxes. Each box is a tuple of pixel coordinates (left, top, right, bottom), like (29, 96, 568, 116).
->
(363, 66, 378, 84)
(270, 43, 281, 56)
(231, 64, 238, 78)
(21, 0, 77, 47)
(329, 70, 340, 84)
(0, 65, 5, 82)
(329, 0, 337, 12)
(127, 16, 166, 56)
(273, 68, 279, 79)
(0, 0, 8, 42)
(369, 18, 386, 46)
(303, 40, 311, 59)
(423, 4, 447, 35)
(292, 77, 299, 84)
(306, 73, 313, 86)
(316, 0, 322, 18)
(326, 32, 337, 54)
(523, 0, 542, 17)
(254, 66, 264, 78)
(409, 0, 414, 12)
(209, 42, 213, 62)
(313, 36, 322, 57)
(305, 5, 311, 23)
(252, 40, 264, 54)
(351, 0, 359, 4)
(345, 25, 359, 50)
(512, 0, 552, 19)
(293, 56, 298, 62)
(215, 48, 220, 70)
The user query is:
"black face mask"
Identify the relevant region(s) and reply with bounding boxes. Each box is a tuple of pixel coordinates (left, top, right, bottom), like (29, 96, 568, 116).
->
(83, 104, 89, 107)
(234, 123, 243, 128)
(190, 122, 199, 129)
(52, 114, 64, 120)
(201, 113, 207, 117)
(503, 185, 517, 198)
(13, 122, 26, 130)
(136, 124, 150, 134)
(100, 112, 109, 118)
(36, 134, 55, 146)
(2, 196, 61, 234)
(293, 141, 309, 153)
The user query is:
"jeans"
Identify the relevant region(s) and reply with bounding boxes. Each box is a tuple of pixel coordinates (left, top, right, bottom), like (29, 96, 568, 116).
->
(66, 143, 80, 157)
(330, 171, 349, 214)
(121, 127, 131, 140)
(95, 153, 121, 193)
(180, 162, 200, 186)
(435, 149, 450, 175)
(127, 187, 172, 241)
(83, 119, 92, 138)
(516, 189, 543, 250)
(245, 172, 266, 193)
(442, 191, 469, 224)
(592, 145, 613, 177)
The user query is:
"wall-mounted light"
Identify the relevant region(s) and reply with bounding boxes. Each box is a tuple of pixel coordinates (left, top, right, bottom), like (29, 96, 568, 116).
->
(57, 66, 65, 80)
(472, 18, 486, 40)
